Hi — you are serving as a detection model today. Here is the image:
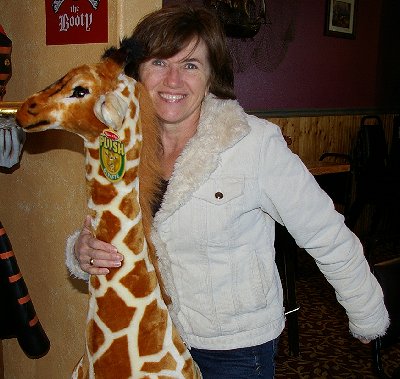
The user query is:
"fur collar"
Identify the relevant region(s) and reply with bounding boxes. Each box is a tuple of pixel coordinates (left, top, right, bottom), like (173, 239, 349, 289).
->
(154, 94, 250, 225)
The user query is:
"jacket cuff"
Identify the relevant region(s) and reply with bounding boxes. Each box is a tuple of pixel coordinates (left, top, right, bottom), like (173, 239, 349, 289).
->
(65, 229, 89, 281)
(349, 303, 390, 341)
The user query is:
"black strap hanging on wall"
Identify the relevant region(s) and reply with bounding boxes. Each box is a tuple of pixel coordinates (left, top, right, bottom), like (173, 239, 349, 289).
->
(0, 221, 50, 359)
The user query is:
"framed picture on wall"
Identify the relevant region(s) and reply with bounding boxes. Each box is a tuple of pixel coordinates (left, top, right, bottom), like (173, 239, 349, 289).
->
(325, 0, 357, 39)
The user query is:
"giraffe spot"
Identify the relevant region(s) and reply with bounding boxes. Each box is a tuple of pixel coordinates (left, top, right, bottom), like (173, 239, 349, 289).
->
(86, 319, 105, 355)
(93, 335, 131, 379)
(123, 166, 139, 186)
(120, 259, 157, 298)
(90, 179, 118, 205)
(122, 128, 131, 146)
(134, 85, 140, 101)
(85, 162, 92, 176)
(96, 288, 136, 332)
(130, 100, 138, 121)
(122, 222, 144, 255)
(90, 275, 101, 290)
(172, 327, 187, 355)
(78, 355, 90, 379)
(106, 266, 121, 281)
(121, 85, 131, 99)
(140, 352, 177, 373)
(96, 211, 121, 244)
(119, 189, 140, 220)
(135, 113, 142, 136)
(138, 299, 168, 357)
(126, 139, 141, 161)
(76, 362, 87, 379)
(183, 357, 199, 378)
(88, 147, 99, 159)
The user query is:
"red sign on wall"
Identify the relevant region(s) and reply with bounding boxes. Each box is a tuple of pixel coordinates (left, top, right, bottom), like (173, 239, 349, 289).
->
(45, 0, 108, 45)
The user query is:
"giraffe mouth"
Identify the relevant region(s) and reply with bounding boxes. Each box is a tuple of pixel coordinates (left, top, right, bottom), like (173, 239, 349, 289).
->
(23, 120, 51, 130)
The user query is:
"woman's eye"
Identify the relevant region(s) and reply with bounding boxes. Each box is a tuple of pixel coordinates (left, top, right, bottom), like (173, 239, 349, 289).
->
(185, 63, 198, 70)
(152, 59, 165, 66)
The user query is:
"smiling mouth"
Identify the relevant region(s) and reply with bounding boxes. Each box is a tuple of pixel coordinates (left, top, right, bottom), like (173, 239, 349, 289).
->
(159, 93, 186, 102)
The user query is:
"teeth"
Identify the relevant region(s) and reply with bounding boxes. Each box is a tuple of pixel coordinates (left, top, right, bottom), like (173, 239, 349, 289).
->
(160, 93, 185, 101)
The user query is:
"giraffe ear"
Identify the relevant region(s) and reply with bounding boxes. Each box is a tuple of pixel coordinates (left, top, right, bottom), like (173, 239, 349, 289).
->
(93, 91, 128, 131)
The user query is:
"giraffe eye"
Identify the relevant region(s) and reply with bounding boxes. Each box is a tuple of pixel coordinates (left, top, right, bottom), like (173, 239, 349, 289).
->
(71, 86, 90, 98)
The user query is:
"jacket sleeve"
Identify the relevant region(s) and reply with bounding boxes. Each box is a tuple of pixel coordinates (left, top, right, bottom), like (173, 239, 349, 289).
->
(65, 230, 89, 281)
(258, 121, 389, 341)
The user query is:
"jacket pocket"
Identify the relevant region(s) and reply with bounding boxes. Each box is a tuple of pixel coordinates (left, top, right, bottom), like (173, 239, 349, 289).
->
(230, 249, 269, 315)
(192, 178, 244, 205)
(191, 178, 245, 245)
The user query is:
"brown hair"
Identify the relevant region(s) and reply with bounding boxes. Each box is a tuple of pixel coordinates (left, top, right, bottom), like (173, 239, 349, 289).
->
(122, 5, 236, 100)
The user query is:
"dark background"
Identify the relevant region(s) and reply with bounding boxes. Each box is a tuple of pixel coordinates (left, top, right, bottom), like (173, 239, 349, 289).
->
(163, 0, 400, 114)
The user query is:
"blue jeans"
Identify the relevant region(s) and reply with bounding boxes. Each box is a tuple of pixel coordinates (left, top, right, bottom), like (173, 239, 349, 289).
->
(190, 338, 279, 379)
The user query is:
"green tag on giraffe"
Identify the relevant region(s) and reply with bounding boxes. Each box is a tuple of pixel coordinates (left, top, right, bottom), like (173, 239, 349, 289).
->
(99, 129, 126, 183)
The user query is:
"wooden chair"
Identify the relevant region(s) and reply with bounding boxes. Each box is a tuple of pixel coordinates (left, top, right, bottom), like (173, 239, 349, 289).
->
(275, 223, 300, 357)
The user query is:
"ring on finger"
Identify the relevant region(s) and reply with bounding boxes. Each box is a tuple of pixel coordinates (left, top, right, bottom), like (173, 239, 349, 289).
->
(89, 257, 95, 266)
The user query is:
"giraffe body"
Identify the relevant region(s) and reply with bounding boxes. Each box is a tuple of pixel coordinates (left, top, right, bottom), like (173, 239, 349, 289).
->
(16, 57, 201, 379)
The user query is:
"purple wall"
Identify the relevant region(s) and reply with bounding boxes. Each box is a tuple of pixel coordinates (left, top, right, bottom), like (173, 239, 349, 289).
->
(233, 1, 382, 112)
(163, 1, 384, 112)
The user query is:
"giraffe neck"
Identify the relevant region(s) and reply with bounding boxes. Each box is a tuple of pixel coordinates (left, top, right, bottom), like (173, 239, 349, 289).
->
(83, 124, 158, 371)
(82, 131, 199, 378)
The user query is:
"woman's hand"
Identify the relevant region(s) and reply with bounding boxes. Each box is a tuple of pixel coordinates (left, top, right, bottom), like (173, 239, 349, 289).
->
(75, 215, 123, 275)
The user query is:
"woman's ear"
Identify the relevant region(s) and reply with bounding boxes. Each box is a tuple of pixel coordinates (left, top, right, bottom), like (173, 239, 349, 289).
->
(205, 83, 210, 97)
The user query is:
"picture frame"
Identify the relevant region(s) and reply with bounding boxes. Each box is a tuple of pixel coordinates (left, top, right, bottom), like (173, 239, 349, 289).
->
(325, 0, 357, 39)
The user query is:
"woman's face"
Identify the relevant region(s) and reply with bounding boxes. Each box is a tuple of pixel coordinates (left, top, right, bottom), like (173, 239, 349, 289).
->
(139, 37, 211, 130)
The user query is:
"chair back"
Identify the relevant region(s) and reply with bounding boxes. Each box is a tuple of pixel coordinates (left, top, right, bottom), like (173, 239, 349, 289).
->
(351, 116, 388, 181)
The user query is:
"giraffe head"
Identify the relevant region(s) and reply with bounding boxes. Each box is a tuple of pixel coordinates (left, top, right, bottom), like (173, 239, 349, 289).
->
(16, 38, 145, 140)
(15, 57, 126, 142)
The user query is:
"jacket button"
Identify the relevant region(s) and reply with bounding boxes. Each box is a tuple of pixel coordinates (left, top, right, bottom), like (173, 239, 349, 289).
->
(215, 192, 223, 199)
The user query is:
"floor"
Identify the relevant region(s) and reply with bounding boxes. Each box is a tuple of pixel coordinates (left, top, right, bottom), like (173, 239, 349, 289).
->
(275, 238, 400, 379)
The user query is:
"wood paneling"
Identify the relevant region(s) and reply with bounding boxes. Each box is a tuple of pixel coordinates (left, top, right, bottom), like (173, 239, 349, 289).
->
(266, 113, 396, 162)
(264, 112, 398, 237)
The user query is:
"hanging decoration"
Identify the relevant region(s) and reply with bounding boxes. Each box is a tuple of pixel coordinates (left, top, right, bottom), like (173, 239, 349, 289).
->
(226, 0, 297, 73)
(204, 0, 267, 38)
(204, 0, 268, 38)
(45, 0, 108, 45)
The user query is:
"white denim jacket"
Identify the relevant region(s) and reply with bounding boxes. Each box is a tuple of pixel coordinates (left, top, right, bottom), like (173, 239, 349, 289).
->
(66, 94, 389, 350)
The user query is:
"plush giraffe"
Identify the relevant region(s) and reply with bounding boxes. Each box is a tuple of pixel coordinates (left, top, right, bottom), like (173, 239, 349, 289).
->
(16, 52, 201, 379)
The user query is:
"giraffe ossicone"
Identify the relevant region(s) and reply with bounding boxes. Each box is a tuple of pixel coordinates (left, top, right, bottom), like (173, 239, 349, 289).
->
(16, 55, 202, 379)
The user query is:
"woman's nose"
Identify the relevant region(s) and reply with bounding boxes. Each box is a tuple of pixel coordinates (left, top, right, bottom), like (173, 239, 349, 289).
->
(164, 65, 182, 87)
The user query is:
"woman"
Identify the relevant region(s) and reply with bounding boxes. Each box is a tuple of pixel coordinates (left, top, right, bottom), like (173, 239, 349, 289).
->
(66, 5, 389, 378)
